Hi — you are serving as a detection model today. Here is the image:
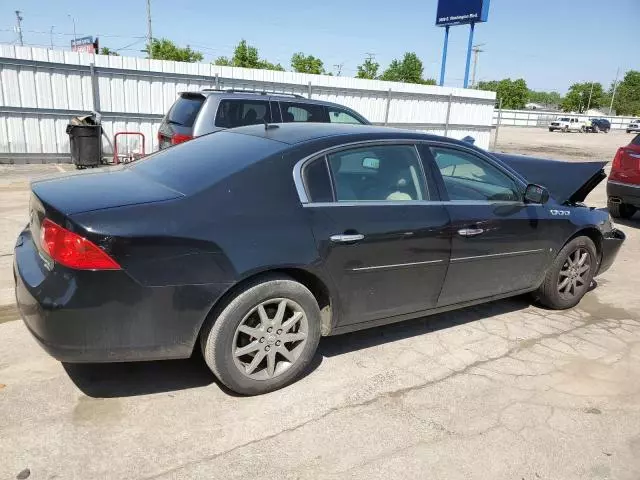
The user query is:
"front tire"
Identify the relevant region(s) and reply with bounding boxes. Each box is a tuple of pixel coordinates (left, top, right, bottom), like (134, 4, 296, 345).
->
(549, 128, 555, 132)
(563, 126, 569, 133)
(535, 236, 597, 310)
(200, 276, 321, 395)
(608, 199, 637, 219)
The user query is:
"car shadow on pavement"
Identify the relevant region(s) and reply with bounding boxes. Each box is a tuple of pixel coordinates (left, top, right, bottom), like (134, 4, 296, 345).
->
(63, 297, 531, 398)
(319, 296, 531, 358)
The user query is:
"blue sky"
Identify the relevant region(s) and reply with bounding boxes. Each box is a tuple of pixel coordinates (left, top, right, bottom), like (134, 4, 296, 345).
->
(1, 0, 638, 93)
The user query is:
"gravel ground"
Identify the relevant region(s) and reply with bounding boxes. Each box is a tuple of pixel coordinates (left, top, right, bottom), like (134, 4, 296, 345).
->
(494, 126, 632, 161)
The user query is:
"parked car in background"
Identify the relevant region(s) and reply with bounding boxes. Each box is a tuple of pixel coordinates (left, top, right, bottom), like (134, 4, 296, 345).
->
(15, 123, 625, 395)
(607, 134, 640, 219)
(586, 118, 611, 133)
(627, 119, 640, 134)
(157, 89, 370, 149)
(549, 116, 585, 132)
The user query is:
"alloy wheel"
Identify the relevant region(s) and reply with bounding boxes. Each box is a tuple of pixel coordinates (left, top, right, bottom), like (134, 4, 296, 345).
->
(557, 247, 591, 297)
(232, 298, 308, 380)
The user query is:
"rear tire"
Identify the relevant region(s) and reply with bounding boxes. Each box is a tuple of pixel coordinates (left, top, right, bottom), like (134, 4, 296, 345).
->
(593, 125, 599, 133)
(535, 236, 597, 310)
(200, 275, 321, 395)
(608, 199, 637, 219)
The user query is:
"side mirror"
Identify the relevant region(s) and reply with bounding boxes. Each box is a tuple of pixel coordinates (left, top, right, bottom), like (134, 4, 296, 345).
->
(524, 184, 549, 204)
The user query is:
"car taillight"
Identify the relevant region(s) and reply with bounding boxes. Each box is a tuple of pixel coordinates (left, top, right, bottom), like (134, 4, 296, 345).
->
(40, 219, 121, 270)
(171, 133, 193, 145)
(611, 148, 624, 171)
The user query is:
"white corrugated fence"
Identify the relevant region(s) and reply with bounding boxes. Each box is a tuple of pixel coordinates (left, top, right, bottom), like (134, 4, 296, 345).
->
(0, 44, 498, 162)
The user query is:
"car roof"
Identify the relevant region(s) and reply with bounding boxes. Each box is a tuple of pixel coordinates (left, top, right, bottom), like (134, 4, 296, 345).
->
(223, 122, 449, 145)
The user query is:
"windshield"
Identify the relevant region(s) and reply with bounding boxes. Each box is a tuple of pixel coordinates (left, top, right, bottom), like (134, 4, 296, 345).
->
(559, 117, 570, 121)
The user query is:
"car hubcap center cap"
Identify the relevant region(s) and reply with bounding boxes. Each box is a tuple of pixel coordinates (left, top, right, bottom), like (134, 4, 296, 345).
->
(266, 333, 277, 344)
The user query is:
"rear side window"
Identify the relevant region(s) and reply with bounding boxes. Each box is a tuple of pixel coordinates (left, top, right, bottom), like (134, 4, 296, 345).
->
(302, 158, 333, 202)
(215, 100, 270, 128)
(167, 95, 205, 127)
(281, 102, 328, 123)
(632, 134, 640, 146)
(327, 107, 364, 124)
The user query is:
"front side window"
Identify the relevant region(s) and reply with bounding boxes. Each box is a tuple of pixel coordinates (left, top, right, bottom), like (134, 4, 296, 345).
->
(280, 102, 327, 123)
(327, 107, 364, 124)
(326, 145, 428, 202)
(431, 147, 520, 202)
(215, 100, 270, 128)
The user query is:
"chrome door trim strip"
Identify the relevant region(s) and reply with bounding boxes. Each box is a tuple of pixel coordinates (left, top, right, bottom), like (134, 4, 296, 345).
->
(451, 248, 545, 263)
(351, 259, 444, 272)
(608, 180, 640, 190)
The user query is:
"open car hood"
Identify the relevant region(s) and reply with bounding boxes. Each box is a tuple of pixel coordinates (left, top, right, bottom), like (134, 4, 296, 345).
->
(493, 153, 607, 204)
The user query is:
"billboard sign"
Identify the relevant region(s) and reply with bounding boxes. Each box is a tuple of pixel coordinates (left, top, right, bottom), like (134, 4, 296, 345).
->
(436, 0, 490, 27)
(71, 36, 96, 53)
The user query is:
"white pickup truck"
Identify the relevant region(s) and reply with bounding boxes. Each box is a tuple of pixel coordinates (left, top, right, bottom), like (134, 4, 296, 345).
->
(549, 116, 585, 133)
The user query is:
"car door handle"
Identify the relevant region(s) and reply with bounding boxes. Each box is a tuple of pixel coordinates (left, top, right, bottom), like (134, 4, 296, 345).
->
(457, 228, 484, 237)
(330, 234, 365, 243)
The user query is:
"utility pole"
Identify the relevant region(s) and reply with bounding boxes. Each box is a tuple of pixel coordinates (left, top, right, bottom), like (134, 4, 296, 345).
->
(609, 68, 620, 115)
(470, 43, 485, 88)
(146, 0, 153, 58)
(15, 10, 24, 46)
(68, 15, 77, 44)
(333, 63, 343, 76)
(49, 26, 54, 49)
(586, 82, 594, 112)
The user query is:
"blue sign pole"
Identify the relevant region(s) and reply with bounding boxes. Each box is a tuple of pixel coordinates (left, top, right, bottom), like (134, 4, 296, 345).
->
(439, 26, 450, 86)
(463, 22, 475, 88)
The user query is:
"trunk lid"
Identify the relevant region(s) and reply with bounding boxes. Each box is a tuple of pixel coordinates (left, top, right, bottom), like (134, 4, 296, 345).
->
(31, 166, 183, 216)
(493, 153, 607, 204)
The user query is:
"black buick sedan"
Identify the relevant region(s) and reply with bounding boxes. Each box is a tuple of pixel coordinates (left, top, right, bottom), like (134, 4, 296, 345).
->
(14, 124, 625, 395)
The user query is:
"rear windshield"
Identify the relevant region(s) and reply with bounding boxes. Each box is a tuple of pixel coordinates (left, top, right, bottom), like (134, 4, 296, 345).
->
(130, 131, 285, 194)
(167, 95, 205, 127)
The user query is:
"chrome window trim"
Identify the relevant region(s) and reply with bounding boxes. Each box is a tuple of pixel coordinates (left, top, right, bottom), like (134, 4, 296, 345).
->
(293, 138, 528, 206)
(609, 180, 640, 190)
(303, 200, 527, 208)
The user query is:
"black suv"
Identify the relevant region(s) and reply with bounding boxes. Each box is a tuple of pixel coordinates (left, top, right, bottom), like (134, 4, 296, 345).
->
(158, 90, 370, 149)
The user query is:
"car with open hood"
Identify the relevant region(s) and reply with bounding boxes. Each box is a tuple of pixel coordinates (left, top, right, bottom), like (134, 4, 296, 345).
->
(14, 123, 625, 395)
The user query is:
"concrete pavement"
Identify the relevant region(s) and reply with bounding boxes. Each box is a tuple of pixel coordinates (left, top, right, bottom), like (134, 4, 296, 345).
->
(1, 139, 640, 479)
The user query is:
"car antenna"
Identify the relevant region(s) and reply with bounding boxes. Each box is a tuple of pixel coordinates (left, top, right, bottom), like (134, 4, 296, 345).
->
(264, 119, 279, 131)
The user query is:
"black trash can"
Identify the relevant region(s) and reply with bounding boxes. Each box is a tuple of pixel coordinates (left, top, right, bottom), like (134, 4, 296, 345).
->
(66, 124, 102, 169)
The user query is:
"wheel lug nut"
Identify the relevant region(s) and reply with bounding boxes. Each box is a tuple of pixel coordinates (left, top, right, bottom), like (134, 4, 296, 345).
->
(259, 337, 265, 343)
(276, 329, 282, 334)
(267, 327, 273, 333)
(275, 340, 281, 346)
(265, 345, 271, 351)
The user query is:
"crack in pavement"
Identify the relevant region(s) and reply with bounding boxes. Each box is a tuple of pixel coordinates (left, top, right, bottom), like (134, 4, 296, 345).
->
(143, 303, 636, 479)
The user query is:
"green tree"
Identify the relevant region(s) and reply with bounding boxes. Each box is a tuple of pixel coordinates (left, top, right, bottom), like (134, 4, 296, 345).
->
(379, 52, 435, 84)
(612, 70, 640, 116)
(99, 46, 119, 56)
(146, 38, 203, 62)
(478, 78, 529, 109)
(527, 90, 562, 107)
(560, 82, 604, 113)
(291, 52, 325, 74)
(356, 57, 380, 80)
(213, 40, 284, 71)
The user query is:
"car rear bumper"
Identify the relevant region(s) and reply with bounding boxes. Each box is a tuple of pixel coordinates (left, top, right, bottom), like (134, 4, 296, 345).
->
(597, 228, 625, 276)
(607, 180, 640, 208)
(14, 228, 229, 363)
